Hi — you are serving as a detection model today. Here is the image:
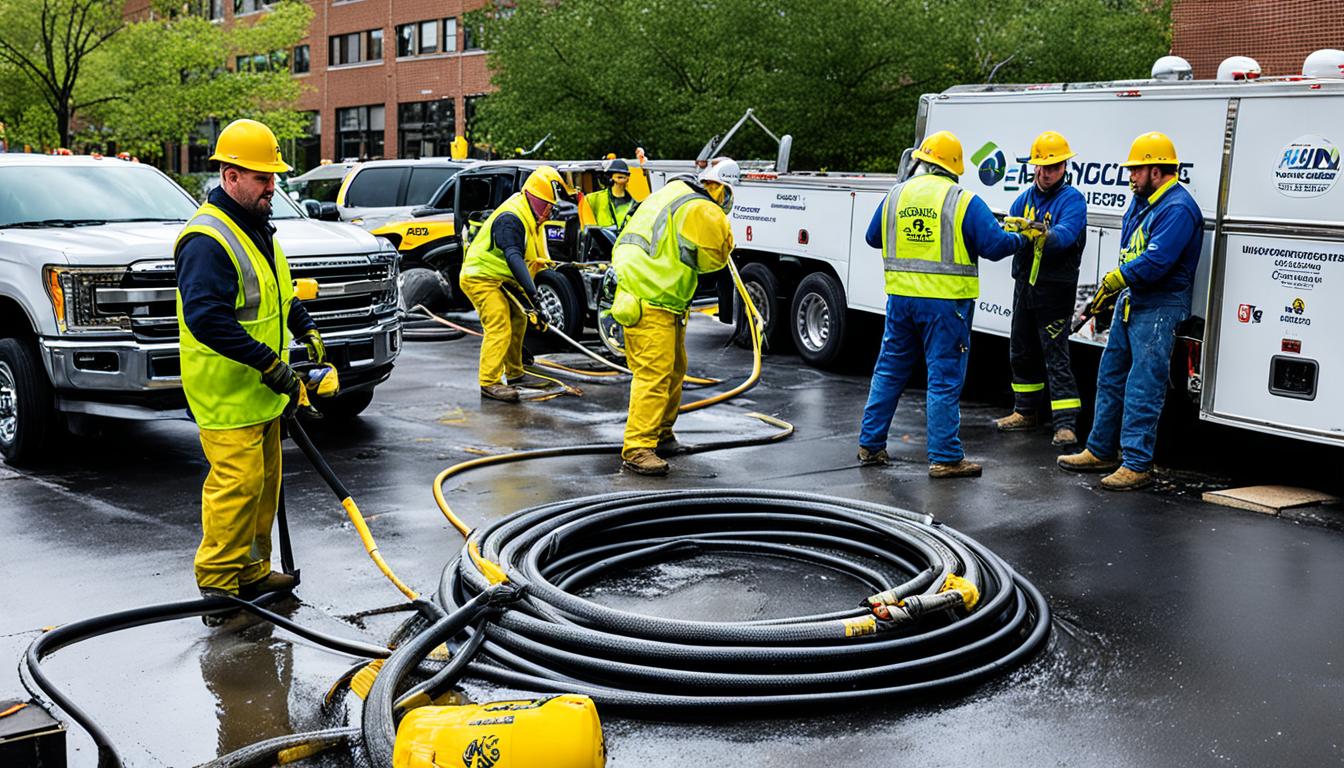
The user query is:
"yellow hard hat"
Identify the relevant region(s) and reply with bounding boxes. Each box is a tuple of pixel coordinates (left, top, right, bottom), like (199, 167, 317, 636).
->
(913, 130, 964, 176)
(522, 165, 573, 204)
(210, 118, 291, 173)
(1028, 131, 1076, 166)
(1121, 131, 1178, 167)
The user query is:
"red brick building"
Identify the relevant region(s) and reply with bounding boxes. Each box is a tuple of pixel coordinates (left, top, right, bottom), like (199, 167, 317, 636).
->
(127, 0, 494, 173)
(1172, 0, 1344, 80)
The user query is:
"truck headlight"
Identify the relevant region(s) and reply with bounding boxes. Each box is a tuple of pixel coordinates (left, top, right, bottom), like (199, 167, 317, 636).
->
(42, 265, 132, 333)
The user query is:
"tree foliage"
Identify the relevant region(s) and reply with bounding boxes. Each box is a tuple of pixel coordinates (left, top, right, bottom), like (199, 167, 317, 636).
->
(475, 0, 1171, 171)
(0, 0, 312, 159)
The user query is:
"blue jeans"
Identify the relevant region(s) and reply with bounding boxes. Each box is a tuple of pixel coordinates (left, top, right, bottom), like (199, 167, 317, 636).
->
(1085, 299, 1187, 472)
(859, 295, 974, 463)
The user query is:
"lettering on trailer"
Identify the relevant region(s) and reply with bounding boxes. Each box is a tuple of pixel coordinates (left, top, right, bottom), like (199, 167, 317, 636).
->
(1237, 303, 1263, 324)
(972, 137, 1194, 210)
(1244, 242, 1339, 291)
(770, 193, 807, 212)
(978, 300, 1011, 318)
(1279, 296, 1310, 326)
(1273, 134, 1341, 198)
(731, 205, 776, 224)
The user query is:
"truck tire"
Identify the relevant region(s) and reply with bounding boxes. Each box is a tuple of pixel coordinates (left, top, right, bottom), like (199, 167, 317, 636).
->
(533, 269, 583, 338)
(314, 389, 374, 421)
(399, 267, 451, 313)
(0, 337, 56, 466)
(732, 262, 784, 351)
(789, 272, 849, 369)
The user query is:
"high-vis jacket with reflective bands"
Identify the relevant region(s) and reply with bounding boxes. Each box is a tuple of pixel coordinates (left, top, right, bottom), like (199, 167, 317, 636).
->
(880, 173, 978, 299)
(175, 202, 294, 430)
(461, 192, 551, 285)
(611, 179, 733, 313)
(586, 188, 634, 229)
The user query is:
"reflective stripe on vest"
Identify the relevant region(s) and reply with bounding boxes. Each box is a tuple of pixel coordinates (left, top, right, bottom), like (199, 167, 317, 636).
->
(616, 192, 703, 271)
(186, 213, 264, 321)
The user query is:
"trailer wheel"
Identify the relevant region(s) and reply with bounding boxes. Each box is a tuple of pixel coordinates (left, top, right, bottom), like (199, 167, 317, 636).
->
(0, 337, 56, 466)
(399, 267, 451, 313)
(733, 262, 784, 350)
(789, 272, 848, 368)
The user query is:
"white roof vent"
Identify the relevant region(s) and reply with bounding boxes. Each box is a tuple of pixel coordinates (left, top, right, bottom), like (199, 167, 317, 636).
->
(1303, 49, 1344, 79)
(1151, 55, 1193, 81)
(1217, 55, 1262, 82)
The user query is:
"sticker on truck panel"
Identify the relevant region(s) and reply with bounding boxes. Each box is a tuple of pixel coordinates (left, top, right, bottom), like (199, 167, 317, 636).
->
(1273, 134, 1341, 198)
(371, 220, 455, 251)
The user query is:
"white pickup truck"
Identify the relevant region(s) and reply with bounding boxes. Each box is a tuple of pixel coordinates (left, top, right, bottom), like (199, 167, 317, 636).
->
(0, 154, 402, 465)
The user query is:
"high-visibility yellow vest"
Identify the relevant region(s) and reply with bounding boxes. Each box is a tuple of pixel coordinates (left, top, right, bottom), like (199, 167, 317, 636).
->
(461, 192, 550, 284)
(611, 180, 730, 313)
(880, 173, 977, 299)
(175, 202, 293, 430)
(586, 188, 633, 229)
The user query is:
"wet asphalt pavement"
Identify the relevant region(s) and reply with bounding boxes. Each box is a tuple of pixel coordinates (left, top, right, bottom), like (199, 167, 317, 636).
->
(3, 313, 1344, 767)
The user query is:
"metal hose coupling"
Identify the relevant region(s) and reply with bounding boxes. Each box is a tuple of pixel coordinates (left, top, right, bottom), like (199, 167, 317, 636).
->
(868, 573, 980, 622)
(864, 569, 937, 612)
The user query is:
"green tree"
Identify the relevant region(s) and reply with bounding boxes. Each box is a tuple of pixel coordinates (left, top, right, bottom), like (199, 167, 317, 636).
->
(475, 0, 1171, 171)
(0, 0, 125, 149)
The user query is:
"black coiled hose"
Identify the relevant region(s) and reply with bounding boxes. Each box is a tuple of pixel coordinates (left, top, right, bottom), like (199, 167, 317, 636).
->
(435, 488, 1050, 712)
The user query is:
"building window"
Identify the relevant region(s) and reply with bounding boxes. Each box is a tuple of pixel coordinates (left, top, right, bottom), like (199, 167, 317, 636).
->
(443, 18, 457, 52)
(337, 105, 385, 161)
(464, 17, 483, 51)
(398, 99, 456, 159)
(235, 51, 286, 72)
(289, 111, 321, 176)
(192, 0, 223, 19)
(329, 30, 381, 66)
(397, 18, 458, 57)
(233, 0, 272, 15)
(292, 44, 309, 74)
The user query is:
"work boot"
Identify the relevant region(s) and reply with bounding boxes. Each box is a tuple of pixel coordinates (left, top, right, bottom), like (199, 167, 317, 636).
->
(509, 372, 555, 390)
(200, 588, 241, 628)
(994, 411, 1039, 432)
(1051, 427, 1078, 447)
(857, 446, 889, 467)
(480, 383, 520, 403)
(1056, 448, 1120, 473)
(1100, 466, 1153, 492)
(656, 434, 690, 457)
(622, 448, 669, 476)
(239, 571, 296, 600)
(929, 459, 982, 479)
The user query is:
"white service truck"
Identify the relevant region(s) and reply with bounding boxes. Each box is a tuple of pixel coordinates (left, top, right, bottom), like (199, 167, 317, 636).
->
(643, 67, 1344, 447)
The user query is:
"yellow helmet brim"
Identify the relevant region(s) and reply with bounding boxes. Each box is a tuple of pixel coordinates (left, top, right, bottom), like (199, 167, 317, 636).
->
(1027, 150, 1076, 166)
(211, 151, 293, 173)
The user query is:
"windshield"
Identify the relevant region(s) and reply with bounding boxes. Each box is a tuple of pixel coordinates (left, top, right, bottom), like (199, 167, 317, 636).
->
(0, 164, 198, 227)
(270, 189, 303, 219)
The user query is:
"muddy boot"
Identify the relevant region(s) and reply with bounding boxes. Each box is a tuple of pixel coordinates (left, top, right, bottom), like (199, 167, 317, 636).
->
(239, 571, 296, 600)
(857, 447, 890, 467)
(200, 588, 241, 627)
(622, 448, 669, 476)
(480, 384, 521, 402)
(1100, 466, 1153, 491)
(929, 459, 982, 479)
(1051, 427, 1078, 447)
(1056, 448, 1120, 473)
(510, 372, 555, 390)
(994, 411, 1039, 432)
(656, 434, 690, 457)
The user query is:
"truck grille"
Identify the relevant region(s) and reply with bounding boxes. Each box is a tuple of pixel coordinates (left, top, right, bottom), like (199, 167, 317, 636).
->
(96, 254, 398, 342)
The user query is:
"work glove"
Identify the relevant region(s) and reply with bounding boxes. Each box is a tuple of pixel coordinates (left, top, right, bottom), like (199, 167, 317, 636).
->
(531, 306, 553, 328)
(1100, 267, 1126, 294)
(261, 358, 303, 417)
(1002, 216, 1028, 233)
(300, 328, 325, 365)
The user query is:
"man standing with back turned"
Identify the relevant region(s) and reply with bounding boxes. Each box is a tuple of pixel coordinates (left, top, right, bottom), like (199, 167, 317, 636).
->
(856, 130, 1029, 478)
(176, 119, 320, 625)
(1057, 131, 1203, 491)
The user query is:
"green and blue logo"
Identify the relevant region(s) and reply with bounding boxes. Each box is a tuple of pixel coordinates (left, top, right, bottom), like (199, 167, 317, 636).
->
(973, 141, 1007, 186)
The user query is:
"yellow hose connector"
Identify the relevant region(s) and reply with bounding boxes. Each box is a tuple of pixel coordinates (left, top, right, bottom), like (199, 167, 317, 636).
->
(939, 573, 980, 611)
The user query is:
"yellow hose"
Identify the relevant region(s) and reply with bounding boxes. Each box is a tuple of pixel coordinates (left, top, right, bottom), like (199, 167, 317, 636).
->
(341, 497, 419, 601)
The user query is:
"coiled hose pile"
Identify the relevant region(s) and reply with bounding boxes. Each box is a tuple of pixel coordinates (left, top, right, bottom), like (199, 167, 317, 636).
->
(418, 488, 1050, 712)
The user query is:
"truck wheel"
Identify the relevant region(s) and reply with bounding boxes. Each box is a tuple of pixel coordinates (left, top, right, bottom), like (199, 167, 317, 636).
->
(399, 267, 450, 313)
(732, 262, 784, 351)
(314, 389, 374, 421)
(533, 269, 583, 338)
(0, 337, 56, 466)
(789, 272, 849, 368)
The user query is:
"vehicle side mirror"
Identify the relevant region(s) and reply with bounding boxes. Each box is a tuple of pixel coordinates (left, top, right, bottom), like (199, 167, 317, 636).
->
(317, 202, 340, 221)
(411, 205, 443, 218)
(776, 134, 792, 175)
(302, 199, 322, 218)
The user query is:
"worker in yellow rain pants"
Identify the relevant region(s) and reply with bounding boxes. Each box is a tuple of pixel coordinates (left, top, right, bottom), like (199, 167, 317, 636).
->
(176, 119, 321, 625)
(611, 158, 738, 475)
(459, 166, 572, 402)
